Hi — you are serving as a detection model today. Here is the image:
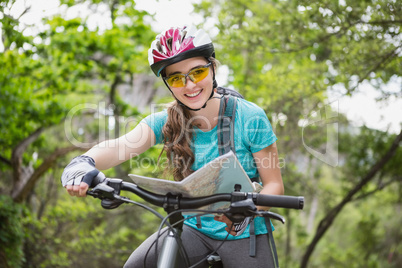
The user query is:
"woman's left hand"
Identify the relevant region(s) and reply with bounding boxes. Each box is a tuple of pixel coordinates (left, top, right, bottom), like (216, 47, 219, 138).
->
(214, 215, 238, 236)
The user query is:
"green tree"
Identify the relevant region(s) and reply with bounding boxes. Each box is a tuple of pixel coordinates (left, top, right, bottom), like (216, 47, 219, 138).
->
(0, 0, 160, 266)
(195, 0, 401, 267)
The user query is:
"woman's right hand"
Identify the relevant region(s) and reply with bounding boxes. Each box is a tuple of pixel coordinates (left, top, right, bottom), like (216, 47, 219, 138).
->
(65, 182, 90, 197)
(61, 155, 105, 197)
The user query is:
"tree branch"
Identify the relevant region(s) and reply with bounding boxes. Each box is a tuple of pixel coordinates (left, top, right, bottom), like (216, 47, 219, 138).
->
(11, 127, 44, 183)
(17, 6, 31, 20)
(347, 44, 401, 95)
(271, 18, 401, 55)
(301, 129, 402, 268)
(0, 155, 12, 166)
(352, 176, 401, 201)
(368, 20, 402, 25)
(272, 20, 359, 54)
(12, 146, 87, 203)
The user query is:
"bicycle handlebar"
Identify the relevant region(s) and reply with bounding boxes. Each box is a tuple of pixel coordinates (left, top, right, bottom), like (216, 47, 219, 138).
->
(88, 178, 304, 211)
(87, 177, 303, 268)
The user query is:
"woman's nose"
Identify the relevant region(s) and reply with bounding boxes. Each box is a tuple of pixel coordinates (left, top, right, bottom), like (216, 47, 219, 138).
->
(184, 76, 197, 89)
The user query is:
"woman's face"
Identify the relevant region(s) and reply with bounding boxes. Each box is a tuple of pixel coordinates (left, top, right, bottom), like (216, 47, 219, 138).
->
(164, 57, 214, 111)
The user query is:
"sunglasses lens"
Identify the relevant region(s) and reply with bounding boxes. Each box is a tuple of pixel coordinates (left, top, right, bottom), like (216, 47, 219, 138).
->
(165, 64, 210, 87)
(166, 75, 185, 87)
(189, 67, 209, 83)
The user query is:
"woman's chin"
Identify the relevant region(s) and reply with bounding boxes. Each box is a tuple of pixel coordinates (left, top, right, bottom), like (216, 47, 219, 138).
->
(178, 88, 214, 110)
(186, 102, 204, 110)
(182, 97, 206, 110)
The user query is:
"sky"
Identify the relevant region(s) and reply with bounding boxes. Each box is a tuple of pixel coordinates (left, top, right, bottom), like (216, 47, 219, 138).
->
(2, 0, 401, 134)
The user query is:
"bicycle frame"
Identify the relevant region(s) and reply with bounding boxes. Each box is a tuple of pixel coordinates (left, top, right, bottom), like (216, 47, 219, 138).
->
(158, 228, 182, 268)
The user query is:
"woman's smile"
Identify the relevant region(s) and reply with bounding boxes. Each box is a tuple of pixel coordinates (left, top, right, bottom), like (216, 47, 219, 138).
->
(185, 89, 203, 98)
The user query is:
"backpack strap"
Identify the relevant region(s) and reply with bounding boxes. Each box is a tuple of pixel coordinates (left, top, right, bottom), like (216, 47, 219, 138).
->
(249, 219, 256, 257)
(265, 217, 279, 268)
(218, 95, 260, 182)
(218, 95, 237, 156)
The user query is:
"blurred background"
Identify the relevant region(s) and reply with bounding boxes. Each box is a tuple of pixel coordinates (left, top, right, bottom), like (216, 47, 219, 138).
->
(0, 0, 401, 267)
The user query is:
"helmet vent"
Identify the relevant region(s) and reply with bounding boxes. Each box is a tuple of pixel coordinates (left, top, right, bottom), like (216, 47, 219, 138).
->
(182, 30, 187, 42)
(166, 37, 173, 51)
(156, 41, 162, 52)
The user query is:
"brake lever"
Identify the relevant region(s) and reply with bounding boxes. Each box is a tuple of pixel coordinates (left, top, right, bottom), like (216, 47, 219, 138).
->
(87, 183, 115, 199)
(87, 183, 130, 209)
(255, 211, 286, 224)
(224, 198, 257, 223)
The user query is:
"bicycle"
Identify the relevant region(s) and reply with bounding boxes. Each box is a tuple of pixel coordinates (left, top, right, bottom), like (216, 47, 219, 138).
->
(86, 176, 304, 268)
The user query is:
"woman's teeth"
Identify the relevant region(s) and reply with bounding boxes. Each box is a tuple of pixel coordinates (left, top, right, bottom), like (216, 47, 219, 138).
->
(185, 90, 202, 97)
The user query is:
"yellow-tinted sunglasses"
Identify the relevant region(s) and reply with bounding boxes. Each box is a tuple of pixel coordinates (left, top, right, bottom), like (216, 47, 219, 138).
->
(164, 63, 212, 88)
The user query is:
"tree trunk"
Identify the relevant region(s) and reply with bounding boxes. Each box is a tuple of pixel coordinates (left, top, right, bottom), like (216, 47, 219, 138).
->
(10, 127, 43, 198)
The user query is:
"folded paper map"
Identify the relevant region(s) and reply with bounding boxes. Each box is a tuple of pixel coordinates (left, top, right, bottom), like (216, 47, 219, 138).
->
(129, 151, 262, 212)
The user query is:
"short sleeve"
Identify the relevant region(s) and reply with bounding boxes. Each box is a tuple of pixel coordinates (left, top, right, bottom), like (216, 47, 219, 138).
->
(139, 110, 168, 144)
(242, 103, 277, 153)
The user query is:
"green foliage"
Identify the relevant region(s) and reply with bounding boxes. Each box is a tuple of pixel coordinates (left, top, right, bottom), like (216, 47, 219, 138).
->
(1, 0, 160, 266)
(21, 193, 159, 267)
(0, 195, 25, 267)
(339, 126, 402, 187)
(195, 1, 401, 267)
(0, 48, 67, 150)
(307, 185, 402, 268)
(0, 0, 400, 267)
(0, 0, 155, 153)
(13, 170, 164, 268)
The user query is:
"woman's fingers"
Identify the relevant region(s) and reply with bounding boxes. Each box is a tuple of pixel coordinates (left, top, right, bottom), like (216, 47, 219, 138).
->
(78, 182, 89, 196)
(214, 215, 229, 224)
(66, 185, 75, 196)
(225, 227, 237, 236)
(65, 183, 89, 197)
(214, 215, 237, 235)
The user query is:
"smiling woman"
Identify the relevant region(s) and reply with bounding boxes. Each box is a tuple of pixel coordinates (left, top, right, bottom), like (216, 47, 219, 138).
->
(61, 24, 284, 267)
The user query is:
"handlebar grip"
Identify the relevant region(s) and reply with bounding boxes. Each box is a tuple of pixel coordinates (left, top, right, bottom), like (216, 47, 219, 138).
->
(256, 194, 304, 209)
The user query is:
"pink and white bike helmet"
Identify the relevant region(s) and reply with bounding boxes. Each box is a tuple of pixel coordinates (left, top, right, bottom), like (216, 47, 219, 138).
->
(148, 25, 215, 77)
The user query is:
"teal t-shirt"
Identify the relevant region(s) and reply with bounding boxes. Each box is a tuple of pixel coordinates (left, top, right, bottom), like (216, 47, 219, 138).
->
(140, 98, 277, 240)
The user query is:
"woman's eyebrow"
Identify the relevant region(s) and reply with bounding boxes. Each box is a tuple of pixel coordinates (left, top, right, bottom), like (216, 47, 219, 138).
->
(167, 64, 206, 77)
